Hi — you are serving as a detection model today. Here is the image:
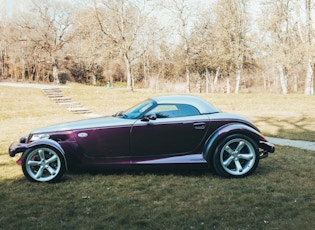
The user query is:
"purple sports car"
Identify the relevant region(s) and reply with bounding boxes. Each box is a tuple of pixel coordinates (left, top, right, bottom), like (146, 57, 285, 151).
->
(9, 95, 274, 182)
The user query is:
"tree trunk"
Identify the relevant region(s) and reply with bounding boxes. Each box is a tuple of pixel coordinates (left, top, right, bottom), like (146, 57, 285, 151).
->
(263, 73, 266, 90)
(304, 60, 313, 95)
(1, 47, 8, 78)
(21, 58, 25, 81)
(235, 68, 241, 94)
(214, 67, 220, 93)
(52, 58, 60, 84)
(205, 67, 209, 93)
(31, 65, 37, 81)
(143, 55, 148, 88)
(185, 65, 190, 93)
(278, 65, 288, 94)
(124, 53, 133, 91)
(0, 49, 4, 78)
(226, 75, 230, 94)
(293, 74, 298, 92)
(197, 73, 202, 93)
(92, 75, 97, 85)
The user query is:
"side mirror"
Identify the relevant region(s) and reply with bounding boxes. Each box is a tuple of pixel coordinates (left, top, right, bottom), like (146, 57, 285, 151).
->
(141, 113, 157, 121)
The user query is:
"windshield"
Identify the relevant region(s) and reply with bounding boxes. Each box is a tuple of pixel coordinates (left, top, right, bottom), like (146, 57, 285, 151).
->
(114, 100, 155, 119)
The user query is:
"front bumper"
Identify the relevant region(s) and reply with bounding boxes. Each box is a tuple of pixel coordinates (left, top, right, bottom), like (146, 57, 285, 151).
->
(9, 141, 27, 157)
(9, 140, 28, 165)
(259, 141, 275, 159)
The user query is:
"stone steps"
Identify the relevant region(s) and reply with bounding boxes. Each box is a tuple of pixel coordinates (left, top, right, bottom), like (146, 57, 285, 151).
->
(42, 88, 91, 115)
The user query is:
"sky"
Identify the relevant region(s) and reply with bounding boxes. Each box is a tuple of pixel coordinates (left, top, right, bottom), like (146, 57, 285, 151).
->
(1, 0, 217, 17)
(1, 0, 31, 17)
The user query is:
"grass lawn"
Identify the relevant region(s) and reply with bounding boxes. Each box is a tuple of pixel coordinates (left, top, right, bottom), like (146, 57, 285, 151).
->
(0, 83, 314, 229)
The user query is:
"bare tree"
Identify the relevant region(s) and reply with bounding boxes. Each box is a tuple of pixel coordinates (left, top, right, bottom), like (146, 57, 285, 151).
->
(17, 0, 75, 84)
(68, 7, 111, 85)
(210, 0, 252, 94)
(137, 17, 168, 89)
(165, 0, 195, 93)
(258, 0, 306, 94)
(94, 0, 150, 90)
(189, 10, 216, 93)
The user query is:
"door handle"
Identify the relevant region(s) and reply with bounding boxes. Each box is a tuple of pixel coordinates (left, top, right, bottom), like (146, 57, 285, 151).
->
(193, 122, 206, 130)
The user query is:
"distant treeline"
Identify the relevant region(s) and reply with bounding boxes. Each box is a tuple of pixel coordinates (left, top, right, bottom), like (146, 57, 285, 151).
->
(0, 0, 314, 94)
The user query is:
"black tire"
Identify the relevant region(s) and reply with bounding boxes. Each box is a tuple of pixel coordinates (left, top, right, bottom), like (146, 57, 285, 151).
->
(211, 134, 259, 178)
(22, 146, 66, 183)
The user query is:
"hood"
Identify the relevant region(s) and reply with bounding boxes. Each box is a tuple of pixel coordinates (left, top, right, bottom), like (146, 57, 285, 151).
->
(31, 116, 134, 134)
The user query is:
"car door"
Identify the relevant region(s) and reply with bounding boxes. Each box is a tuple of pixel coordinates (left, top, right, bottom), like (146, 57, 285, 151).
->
(73, 117, 133, 160)
(130, 104, 209, 157)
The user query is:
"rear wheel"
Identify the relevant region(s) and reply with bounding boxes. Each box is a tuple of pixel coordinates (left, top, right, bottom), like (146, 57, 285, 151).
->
(212, 134, 259, 178)
(22, 146, 66, 183)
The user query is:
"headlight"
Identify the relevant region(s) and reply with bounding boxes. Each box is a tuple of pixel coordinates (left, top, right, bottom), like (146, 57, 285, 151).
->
(30, 133, 50, 142)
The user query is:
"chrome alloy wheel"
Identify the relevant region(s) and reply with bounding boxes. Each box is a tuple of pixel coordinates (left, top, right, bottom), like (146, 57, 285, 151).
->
(24, 147, 62, 182)
(219, 138, 256, 176)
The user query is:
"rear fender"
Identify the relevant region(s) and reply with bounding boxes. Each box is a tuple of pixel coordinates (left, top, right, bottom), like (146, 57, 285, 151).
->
(203, 123, 264, 161)
(23, 139, 68, 171)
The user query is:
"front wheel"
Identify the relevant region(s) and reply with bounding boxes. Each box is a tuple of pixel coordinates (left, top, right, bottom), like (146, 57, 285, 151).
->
(212, 134, 259, 178)
(22, 146, 66, 183)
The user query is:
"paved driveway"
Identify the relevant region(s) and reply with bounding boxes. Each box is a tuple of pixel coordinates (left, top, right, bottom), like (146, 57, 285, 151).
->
(267, 137, 315, 151)
(0, 82, 69, 89)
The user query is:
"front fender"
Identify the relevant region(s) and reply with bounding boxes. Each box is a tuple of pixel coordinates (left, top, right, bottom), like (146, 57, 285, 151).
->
(203, 123, 265, 161)
(23, 139, 68, 171)
(26, 139, 66, 155)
